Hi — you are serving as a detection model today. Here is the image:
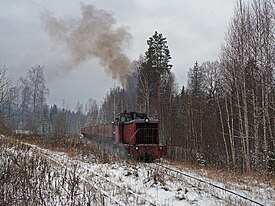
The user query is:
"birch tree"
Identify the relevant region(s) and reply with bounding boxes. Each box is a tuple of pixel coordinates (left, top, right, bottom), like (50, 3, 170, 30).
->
(220, 0, 274, 172)
(0, 66, 12, 117)
(19, 65, 49, 134)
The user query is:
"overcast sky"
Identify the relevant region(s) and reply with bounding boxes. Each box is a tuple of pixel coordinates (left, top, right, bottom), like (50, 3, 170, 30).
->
(0, 0, 239, 109)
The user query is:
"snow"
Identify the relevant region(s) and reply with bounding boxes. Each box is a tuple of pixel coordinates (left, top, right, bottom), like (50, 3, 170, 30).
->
(0, 135, 274, 205)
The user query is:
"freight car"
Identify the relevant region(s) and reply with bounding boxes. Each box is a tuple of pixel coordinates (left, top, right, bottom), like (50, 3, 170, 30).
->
(81, 111, 167, 162)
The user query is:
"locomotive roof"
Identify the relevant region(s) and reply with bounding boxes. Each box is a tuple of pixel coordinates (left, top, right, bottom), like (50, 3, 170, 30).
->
(119, 111, 147, 117)
(118, 111, 158, 124)
(123, 118, 159, 124)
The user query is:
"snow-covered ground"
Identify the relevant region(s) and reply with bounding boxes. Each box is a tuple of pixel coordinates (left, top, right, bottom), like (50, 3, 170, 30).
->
(0, 134, 274, 205)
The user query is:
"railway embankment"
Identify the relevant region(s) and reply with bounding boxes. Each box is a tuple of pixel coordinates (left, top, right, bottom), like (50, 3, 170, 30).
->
(0, 134, 274, 206)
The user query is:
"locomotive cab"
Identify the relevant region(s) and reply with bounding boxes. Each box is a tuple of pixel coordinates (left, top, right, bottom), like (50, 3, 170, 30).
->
(115, 111, 167, 161)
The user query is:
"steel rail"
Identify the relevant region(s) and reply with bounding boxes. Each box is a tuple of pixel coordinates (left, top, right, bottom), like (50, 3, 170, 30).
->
(155, 163, 265, 206)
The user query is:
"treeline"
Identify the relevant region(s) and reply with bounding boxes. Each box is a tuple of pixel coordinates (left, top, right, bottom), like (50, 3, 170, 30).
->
(0, 65, 86, 137)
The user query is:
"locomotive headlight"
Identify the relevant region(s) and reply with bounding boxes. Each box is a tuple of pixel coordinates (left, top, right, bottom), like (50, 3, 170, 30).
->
(160, 146, 163, 150)
(135, 146, 139, 150)
(144, 118, 149, 123)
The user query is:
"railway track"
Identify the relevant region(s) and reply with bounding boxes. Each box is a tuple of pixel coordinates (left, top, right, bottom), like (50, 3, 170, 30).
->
(26, 143, 156, 206)
(146, 162, 265, 206)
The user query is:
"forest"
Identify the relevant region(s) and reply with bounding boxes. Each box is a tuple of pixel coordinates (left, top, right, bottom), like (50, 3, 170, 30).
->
(0, 0, 274, 173)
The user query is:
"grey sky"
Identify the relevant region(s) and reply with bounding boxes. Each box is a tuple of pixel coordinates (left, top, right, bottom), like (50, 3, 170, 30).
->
(0, 0, 238, 109)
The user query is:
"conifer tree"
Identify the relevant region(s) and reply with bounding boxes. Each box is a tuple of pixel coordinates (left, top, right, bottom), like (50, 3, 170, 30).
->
(138, 31, 172, 116)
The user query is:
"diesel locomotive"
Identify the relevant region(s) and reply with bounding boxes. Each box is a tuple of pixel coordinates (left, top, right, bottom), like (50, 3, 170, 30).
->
(81, 111, 167, 161)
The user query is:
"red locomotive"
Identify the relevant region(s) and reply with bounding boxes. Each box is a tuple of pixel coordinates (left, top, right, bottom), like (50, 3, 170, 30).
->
(81, 111, 167, 161)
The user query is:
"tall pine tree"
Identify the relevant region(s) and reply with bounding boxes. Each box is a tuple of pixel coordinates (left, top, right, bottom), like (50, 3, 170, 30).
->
(138, 31, 172, 116)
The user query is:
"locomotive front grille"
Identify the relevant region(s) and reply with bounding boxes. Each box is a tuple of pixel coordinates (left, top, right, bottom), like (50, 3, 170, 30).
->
(136, 123, 158, 144)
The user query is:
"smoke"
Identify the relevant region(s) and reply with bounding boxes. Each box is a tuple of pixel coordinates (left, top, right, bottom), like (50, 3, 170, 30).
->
(41, 3, 132, 84)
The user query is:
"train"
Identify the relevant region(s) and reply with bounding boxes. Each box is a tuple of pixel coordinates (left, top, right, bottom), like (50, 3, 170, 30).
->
(81, 111, 167, 162)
